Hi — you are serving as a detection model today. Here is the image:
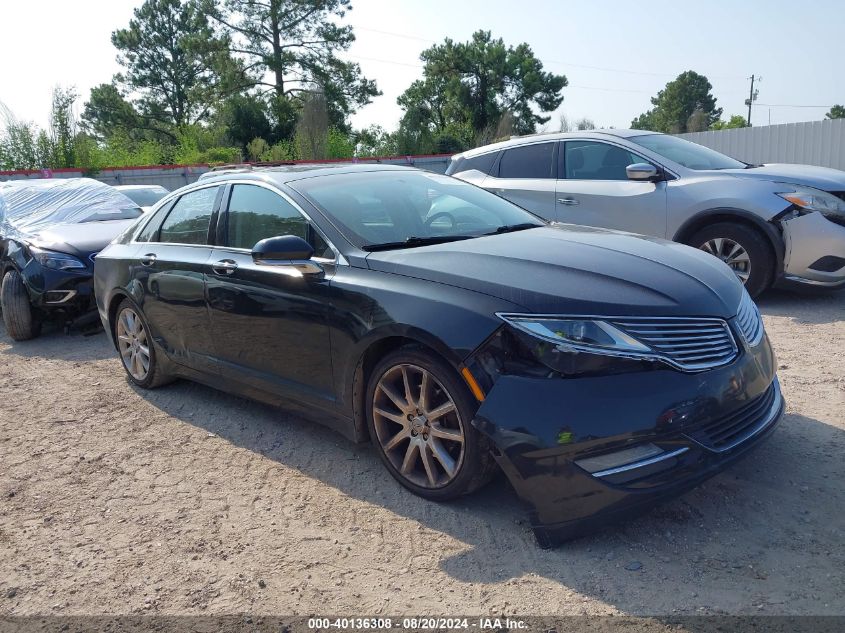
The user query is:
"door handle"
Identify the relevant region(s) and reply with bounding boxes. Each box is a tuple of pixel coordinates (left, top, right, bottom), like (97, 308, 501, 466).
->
(139, 253, 157, 266)
(557, 197, 580, 206)
(212, 259, 238, 275)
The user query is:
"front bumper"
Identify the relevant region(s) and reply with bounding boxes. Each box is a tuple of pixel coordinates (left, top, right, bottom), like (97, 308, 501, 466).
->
(779, 211, 845, 288)
(20, 258, 96, 314)
(471, 334, 783, 547)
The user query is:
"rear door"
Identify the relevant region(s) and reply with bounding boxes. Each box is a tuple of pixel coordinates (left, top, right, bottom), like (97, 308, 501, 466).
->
(480, 141, 557, 220)
(206, 183, 337, 408)
(134, 185, 222, 373)
(555, 140, 668, 236)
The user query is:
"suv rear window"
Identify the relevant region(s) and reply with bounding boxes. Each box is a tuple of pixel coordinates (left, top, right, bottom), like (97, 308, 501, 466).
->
(498, 143, 554, 179)
(446, 152, 498, 176)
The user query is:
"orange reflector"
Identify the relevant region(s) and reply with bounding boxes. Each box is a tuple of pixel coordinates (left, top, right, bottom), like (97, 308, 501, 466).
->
(461, 367, 486, 402)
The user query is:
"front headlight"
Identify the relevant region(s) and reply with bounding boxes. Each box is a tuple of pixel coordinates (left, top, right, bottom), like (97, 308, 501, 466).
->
(30, 247, 87, 271)
(497, 314, 652, 355)
(776, 185, 845, 221)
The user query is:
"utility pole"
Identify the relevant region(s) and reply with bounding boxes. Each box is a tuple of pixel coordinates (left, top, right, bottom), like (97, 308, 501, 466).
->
(745, 75, 760, 126)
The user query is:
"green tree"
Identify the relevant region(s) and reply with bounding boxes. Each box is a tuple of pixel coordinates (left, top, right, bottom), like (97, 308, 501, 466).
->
(631, 71, 722, 133)
(49, 87, 78, 168)
(710, 114, 749, 130)
(826, 104, 845, 119)
(398, 30, 567, 144)
(217, 93, 273, 150)
(82, 83, 150, 141)
(354, 125, 397, 157)
(203, 0, 379, 134)
(111, 0, 234, 131)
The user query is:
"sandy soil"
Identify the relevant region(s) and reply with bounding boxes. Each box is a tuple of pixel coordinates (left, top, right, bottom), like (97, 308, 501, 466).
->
(0, 290, 843, 618)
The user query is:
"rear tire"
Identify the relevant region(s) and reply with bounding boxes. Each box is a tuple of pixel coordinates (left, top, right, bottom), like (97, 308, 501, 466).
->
(114, 299, 173, 389)
(366, 347, 497, 501)
(690, 222, 774, 298)
(1, 270, 41, 341)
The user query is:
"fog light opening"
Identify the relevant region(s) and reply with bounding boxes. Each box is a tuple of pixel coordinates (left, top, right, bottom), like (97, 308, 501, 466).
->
(44, 290, 77, 304)
(575, 443, 688, 478)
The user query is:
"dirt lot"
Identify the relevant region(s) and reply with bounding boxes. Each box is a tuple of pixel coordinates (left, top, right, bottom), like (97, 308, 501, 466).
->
(1, 290, 843, 618)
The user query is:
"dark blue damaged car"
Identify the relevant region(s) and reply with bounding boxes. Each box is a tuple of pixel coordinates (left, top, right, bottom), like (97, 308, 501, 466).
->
(93, 165, 783, 546)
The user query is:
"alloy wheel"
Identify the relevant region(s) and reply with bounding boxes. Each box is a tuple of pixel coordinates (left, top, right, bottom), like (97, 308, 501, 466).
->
(116, 307, 151, 381)
(699, 237, 751, 284)
(372, 363, 466, 489)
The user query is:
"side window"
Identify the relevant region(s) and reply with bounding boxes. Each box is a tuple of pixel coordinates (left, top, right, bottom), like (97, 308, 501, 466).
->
(564, 141, 649, 181)
(462, 152, 498, 175)
(227, 184, 310, 250)
(498, 143, 554, 179)
(157, 187, 218, 244)
(135, 200, 173, 242)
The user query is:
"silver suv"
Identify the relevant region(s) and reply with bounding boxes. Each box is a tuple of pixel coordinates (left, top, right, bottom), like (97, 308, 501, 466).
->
(448, 130, 845, 297)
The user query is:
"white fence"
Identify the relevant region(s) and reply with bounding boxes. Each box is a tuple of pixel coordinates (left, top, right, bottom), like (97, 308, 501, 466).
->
(678, 118, 845, 171)
(0, 154, 451, 190)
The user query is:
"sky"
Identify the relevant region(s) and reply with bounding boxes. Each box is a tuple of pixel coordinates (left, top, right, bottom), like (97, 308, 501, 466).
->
(1, 0, 844, 133)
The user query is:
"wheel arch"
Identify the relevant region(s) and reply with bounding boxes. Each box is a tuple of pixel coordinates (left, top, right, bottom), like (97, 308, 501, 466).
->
(350, 327, 469, 444)
(106, 290, 131, 349)
(673, 207, 784, 274)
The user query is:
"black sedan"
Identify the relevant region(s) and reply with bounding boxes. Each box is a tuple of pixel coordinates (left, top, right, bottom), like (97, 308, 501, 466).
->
(1, 178, 142, 339)
(93, 165, 783, 546)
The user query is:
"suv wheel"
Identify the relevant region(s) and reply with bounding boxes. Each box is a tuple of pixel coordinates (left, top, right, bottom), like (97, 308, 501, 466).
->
(690, 223, 773, 298)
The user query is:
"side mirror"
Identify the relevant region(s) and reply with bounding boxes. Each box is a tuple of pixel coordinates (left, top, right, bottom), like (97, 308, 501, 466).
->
(626, 163, 659, 181)
(251, 235, 322, 276)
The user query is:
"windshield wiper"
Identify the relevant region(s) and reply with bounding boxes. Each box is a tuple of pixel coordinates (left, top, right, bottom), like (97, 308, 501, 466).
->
(484, 222, 543, 235)
(363, 235, 475, 252)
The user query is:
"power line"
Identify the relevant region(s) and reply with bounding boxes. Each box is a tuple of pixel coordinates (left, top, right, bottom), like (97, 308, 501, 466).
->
(753, 103, 833, 108)
(352, 25, 747, 80)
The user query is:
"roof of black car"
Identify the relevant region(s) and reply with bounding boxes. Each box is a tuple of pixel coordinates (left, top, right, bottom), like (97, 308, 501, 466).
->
(198, 163, 415, 185)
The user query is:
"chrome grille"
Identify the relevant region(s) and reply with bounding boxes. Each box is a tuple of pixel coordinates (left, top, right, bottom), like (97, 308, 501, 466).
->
(735, 291, 763, 346)
(611, 317, 737, 371)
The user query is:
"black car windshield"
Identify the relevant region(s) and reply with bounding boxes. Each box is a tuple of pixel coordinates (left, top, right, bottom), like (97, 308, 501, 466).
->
(630, 134, 747, 170)
(296, 170, 545, 249)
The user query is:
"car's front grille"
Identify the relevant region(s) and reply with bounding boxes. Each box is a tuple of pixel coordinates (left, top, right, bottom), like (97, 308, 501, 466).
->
(687, 383, 779, 451)
(611, 317, 738, 371)
(735, 292, 763, 346)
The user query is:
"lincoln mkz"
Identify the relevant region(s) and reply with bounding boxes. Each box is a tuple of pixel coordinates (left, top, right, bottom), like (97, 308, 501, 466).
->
(93, 165, 783, 546)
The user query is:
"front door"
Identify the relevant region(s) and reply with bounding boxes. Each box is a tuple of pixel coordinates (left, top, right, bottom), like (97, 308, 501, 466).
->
(205, 183, 336, 408)
(135, 185, 221, 373)
(555, 140, 668, 237)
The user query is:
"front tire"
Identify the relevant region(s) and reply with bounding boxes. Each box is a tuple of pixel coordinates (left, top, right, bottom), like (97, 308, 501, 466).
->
(366, 347, 496, 501)
(690, 222, 774, 298)
(1, 270, 41, 341)
(114, 299, 171, 388)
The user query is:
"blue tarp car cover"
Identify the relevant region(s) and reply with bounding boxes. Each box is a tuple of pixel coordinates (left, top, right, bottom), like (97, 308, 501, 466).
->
(0, 178, 142, 234)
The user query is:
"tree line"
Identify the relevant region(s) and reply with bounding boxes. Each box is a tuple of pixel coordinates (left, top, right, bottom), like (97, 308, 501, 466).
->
(2, 0, 839, 172)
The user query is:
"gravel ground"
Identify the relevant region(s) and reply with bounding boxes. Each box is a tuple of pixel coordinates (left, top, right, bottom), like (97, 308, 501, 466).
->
(0, 290, 843, 617)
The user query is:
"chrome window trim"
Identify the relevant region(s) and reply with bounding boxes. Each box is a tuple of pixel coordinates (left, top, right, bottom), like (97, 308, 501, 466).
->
(130, 179, 346, 266)
(591, 447, 690, 478)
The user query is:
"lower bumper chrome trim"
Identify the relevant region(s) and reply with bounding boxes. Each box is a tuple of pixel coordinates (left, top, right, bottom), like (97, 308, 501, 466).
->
(592, 447, 689, 478)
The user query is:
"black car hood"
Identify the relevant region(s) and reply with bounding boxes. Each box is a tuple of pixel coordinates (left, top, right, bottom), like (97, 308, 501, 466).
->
(366, 225, 744, 318)
(23, 220, 137, 258)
